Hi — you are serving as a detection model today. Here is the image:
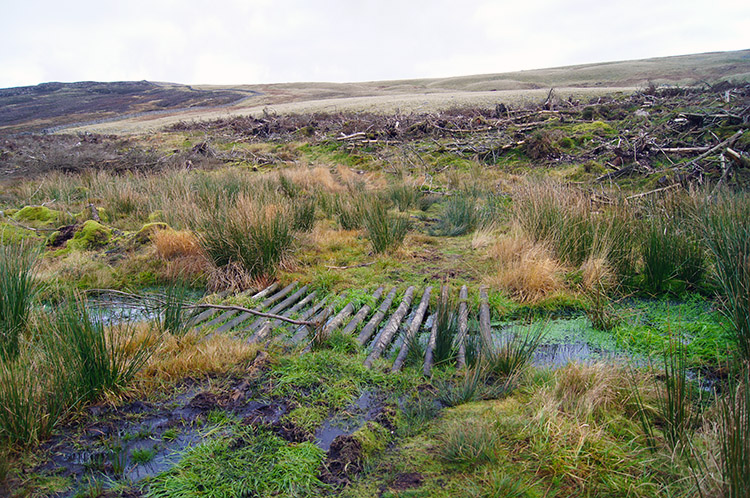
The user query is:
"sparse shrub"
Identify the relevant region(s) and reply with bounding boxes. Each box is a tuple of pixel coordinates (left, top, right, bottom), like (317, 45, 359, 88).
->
(362, 201, 410, 254)
(523, 130, 560, 160)
(0, 242, 39, 360)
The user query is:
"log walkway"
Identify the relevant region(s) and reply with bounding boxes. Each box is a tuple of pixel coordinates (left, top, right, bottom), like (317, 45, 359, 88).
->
(186, 282, 489, 374)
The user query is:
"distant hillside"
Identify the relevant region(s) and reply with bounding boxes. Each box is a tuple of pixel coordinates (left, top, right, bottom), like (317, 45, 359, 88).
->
(1, 49, 748, 135)
(0, 81, 256, 134)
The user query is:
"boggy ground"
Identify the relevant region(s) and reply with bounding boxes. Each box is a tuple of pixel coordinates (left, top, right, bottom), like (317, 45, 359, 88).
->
(1, 83, 749, 497)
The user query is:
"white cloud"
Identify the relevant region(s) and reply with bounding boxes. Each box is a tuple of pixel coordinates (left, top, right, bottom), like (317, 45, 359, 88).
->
(0, 0, 748, 87)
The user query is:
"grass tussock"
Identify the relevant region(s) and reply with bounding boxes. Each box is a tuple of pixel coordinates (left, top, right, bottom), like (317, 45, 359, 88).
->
(362, 201, 410, 254)
(432, 191, 481, 237)
(486, 232, 564, 303)
(137, 330, 260, 390)
(0, 299, 159, 447)
(0, 242, 40, 360)
(702, 192, 750, 362)
(198, 196, 295, 283)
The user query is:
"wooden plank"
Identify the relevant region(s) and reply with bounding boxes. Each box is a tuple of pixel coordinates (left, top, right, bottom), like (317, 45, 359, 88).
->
(216, 282, 304, 333)
(391, 286, 432, 373)
(363, 286, 416, 368)
(342, 287, 384, 335)
(357, 287, 398, 346)
(423, 285, 449, 376)
(292, 302, 333, 345)
(251, 282, 280, 300)
(456, 285, 468, 370)
(247, 290, 318, 341)
(198, 309, 238, 331)
(323, 301, 355, 334)
(479, 285, 493, 347)
(244, 284, 308, 332)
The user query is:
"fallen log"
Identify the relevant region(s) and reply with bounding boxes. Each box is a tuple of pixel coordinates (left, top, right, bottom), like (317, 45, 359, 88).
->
(391, 287, 432, 373)
(364, 286, 415, 368)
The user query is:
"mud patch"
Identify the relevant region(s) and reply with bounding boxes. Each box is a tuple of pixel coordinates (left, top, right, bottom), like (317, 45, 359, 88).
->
(315, 390, 383, 451)
(391, 472, 424, 490)
(272, 419, 311, 443)
(320, 434, 363, 486)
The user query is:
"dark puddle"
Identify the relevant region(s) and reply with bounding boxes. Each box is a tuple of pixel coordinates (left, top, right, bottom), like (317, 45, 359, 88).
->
(34, 376, 289, 497)
(315, 390, 382, 451)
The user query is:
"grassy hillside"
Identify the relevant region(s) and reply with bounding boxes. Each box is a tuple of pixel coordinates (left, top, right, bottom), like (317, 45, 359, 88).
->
(1, 49, 748, 136)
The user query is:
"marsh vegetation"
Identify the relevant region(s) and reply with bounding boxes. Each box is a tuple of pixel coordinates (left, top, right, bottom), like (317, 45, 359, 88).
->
(1, 82, 749, 497)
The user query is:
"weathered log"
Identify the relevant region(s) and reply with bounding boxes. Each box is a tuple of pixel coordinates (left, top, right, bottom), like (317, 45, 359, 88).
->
(391, 286, 433, 373)
(357, 287, 398, 346)
(342, 287, 385, 335)
(215, 282, 299, 333)
(248, 291, 318, 343)
(479, 286, 493, 347)
(456, 285, 469, 370)
(423, 286, 449, 376)
(239, 285, 308, 333)
(363, 286, 416, 368)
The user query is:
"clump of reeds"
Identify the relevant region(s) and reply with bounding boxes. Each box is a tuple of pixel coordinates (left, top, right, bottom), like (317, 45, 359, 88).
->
(483, 323, 545, 378)
(0, 242, 40, 360)
(719, 366, 750, 497)
(633, 337, 701, 453)
(362, 201, 410, 254)
(198, 196, 295, 281)
(432, 191, 480, 236)
(386, 183, 420, 211)
(701, 192, 750, 361)
(0, 297, 157, 447)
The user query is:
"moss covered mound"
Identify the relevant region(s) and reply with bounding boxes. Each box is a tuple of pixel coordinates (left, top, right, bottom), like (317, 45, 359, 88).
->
(68, 220, 112, 250)
(13, 206, 63, 225)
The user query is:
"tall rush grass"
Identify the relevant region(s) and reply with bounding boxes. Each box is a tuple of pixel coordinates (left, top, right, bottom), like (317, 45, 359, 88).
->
(0, 242, 40, 360)
(362, 201, 410, 254)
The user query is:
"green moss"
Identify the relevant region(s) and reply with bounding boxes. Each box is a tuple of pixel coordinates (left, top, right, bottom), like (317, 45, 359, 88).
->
(0, 222, 43, 243)
(352, 421, 389, 458)
(68, 220, 112, 250)
(571, 120, 616, 137)
(132, 222, 170, 246)
(75, 207, 109, 223)
(13, 206, 63, 225)
(147, 210, 165, 222)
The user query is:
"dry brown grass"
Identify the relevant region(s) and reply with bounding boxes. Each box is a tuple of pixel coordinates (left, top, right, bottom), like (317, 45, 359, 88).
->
(550, 362, 637, 420)
(580, 255, 616, 293)
(485, 229, 564, 303)
(133, 327, 261, 392)
(280, 166, 343, 192)
(152, 229, 210, 284)
(153, 229, 202, 259)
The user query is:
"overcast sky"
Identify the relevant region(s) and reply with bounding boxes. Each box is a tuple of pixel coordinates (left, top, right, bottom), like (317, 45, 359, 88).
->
(1, 0, 748, 88)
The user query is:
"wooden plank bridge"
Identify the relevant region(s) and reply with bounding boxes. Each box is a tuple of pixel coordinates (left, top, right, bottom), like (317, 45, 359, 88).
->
(188, 281, 493, 374)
